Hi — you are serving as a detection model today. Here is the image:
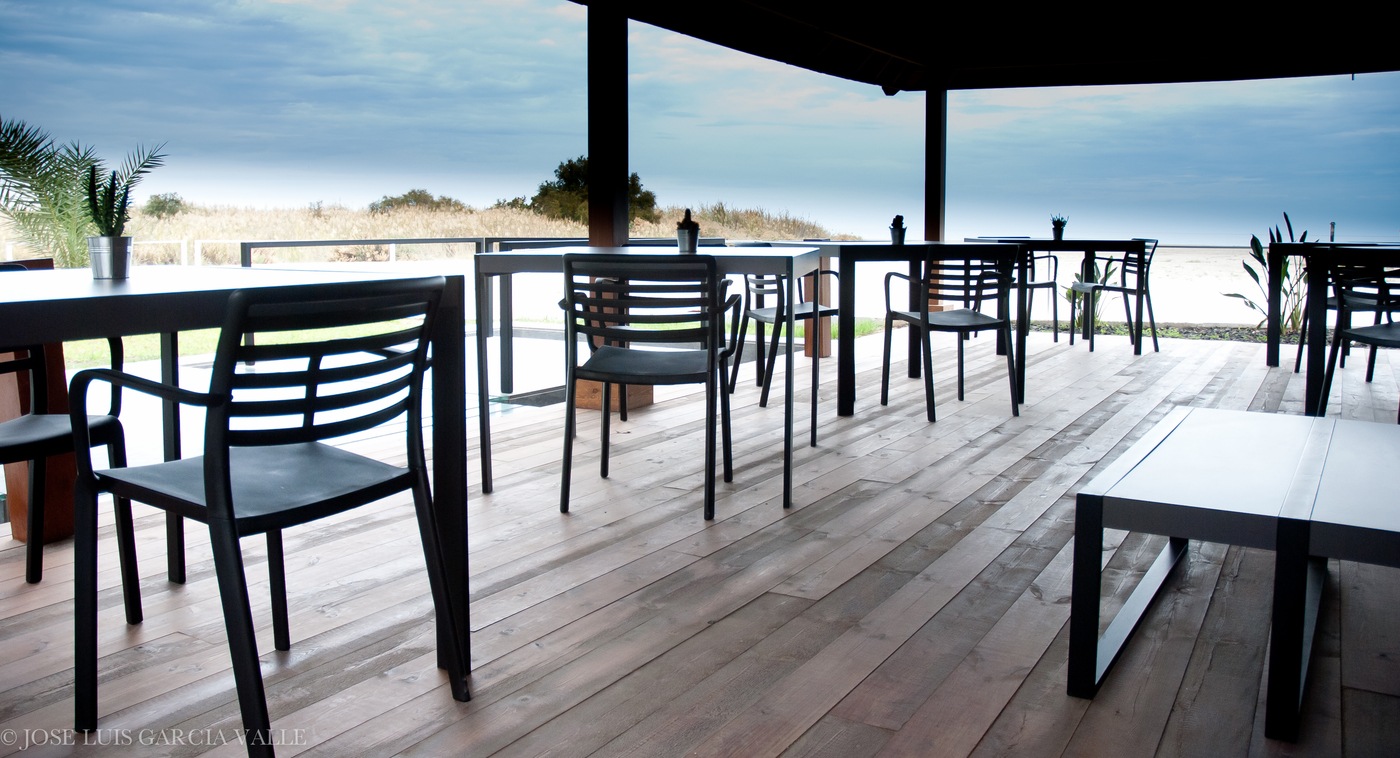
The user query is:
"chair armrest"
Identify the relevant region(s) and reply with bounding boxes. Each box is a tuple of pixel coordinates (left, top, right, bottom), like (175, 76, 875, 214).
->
(69, 368, 222, 479)
(884, 271, 911, 312)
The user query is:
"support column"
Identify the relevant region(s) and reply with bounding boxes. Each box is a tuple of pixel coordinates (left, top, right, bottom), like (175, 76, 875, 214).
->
(588, 1, 628, 247)
(925, 85, 947, 242)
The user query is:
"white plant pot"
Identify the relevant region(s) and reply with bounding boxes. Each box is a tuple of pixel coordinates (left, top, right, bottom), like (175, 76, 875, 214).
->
(88, 236, 131, 279)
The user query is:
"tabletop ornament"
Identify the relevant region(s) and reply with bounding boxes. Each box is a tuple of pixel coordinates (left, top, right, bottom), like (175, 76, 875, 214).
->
(890, 215, 906, 245)
(677, 208, 699, 253)
(1051, 214, 1068, 241)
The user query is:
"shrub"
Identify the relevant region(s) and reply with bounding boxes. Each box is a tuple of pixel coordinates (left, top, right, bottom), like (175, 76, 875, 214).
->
(143, 192, 186, 219)
(369, 189, 468, 214)
(515, 156, 659, 224)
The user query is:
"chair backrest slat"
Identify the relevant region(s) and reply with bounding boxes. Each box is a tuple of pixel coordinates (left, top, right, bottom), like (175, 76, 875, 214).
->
(207, 278, 444, 450)
(563, 254, 724, 353)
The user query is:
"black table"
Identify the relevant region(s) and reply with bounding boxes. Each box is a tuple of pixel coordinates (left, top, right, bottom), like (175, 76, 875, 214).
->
(0, 265, 470, 683)
(773, 240, 1029, 416)
(1069, 406, 1400, 740)
(1266, 243, 1400, 415)
(474, 245, 822, 509)
(970, 238, 1151, 353)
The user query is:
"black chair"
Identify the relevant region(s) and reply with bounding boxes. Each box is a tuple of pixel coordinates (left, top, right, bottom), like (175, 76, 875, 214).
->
(69, 277, 468, 756)
(728, 270, 839, 406)
(971, 238, 1059, 341)
(1294, 261, 1388, 376)
(1322, 268, 1400, 422)
(1068, 238, 1159, 352)
(560, 253, 738, 520)
(881, 251, 1019, 422)
(0, 263, 127, 584)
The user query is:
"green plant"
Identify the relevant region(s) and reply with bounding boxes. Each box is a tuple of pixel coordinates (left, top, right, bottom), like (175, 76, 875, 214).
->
(369, 188, 467, 214)
(523, 156, 659, 224)
(1051, 214, 1067, 226)
(87, 142, 165, 237)
(1064, 258, 1117, 330)
(1222, 212, 1309, 331)
(0, 116, 99, 267)
(143, 192, 186, 219)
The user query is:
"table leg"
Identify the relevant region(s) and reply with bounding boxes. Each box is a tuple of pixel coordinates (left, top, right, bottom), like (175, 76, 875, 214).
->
(907, 258, 920, 379)
(783, 260, 795, 508)
(1265, 516, 1325, 741)
(474, 267, 494, 493)
(1304, 258, 1329, 416)
(1080, 253, 1096, 342)
(1069, 489, 1190, 697)
(1266, 247, 1284, 367)
(499, 275, 514, 395)
(837, 256, 857, 417)
(159, 332, 186, 584)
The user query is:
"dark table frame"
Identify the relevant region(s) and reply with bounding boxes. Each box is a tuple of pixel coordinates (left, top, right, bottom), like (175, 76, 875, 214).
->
(0, 266, 471, 686)
(773, 241, 1029, 417)
(1266, 242, 1400, 415)
(1069, 406, 1400, 741)
(473, 245, 821, 509)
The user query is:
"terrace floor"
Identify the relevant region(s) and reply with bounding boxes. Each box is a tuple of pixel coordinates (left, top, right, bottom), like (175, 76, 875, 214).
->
(2, 329, 1398, 756)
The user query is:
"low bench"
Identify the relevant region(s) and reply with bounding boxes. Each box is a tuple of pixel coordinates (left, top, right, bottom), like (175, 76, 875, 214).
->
(1068, 406, 1399, 741)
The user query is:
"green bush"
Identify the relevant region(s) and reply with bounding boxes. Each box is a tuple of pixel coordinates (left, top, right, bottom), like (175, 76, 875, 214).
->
(143, 192, 186, 219)
(503, 156, 659, 224)
(369, 189, 467, 214)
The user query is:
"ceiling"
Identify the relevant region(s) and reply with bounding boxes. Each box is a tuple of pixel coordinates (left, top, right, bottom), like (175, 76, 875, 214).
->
(571, 2, 1400, 94)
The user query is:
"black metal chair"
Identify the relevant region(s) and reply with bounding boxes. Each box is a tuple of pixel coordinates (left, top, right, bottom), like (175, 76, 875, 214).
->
(1068, 238, 1159, 352)
(728, 270, 839, 407)
(69, 277, 468, 756)
(1294, 261, 1388, 376)
(0, 263, 127, 584)
(971, 238, 1059, 341)
(880, 251, 1019, 423)
(560, 253, 738, 520)
(1322, 268, 1400, 422)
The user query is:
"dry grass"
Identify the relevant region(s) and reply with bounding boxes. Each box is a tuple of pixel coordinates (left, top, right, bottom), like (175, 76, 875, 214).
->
(2, 203, 844, 266)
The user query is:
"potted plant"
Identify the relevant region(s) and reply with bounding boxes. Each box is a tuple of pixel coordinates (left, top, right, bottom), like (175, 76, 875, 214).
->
(85, 144, 166, 279)
(890, 214, 906, 245)
(1051, 214, 1068, 240)
(676, 207, 699, 253)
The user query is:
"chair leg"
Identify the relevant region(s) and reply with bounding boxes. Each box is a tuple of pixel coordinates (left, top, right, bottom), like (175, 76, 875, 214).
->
(1366, 345, 1378, 383)
(1123, 288, 1137, 350)
(1144, 290, 1159, 352)
(720, 362, 733, 482)
(103, 434, 143, 624)
(922, 330, 937, 423)
(600, 381, 612, 479)
(561, 371, 577, 513)
(880, 313, 895, 406)
(810, 333, 820, 447)
(207, 524, 274, 757)
(703, 373, 717, 521)
(74, 475, 100, 732)
(955, 333, 966, 401)
(1294, 304, 1309, 373)
(1050, 285, 1059, 342)
(759, 320, 782, 407)
(1087, 289, 1098, 353)
(1068, 292, 1078, 346)
(25, 457, 45, 583)
(729, 314, 750, 392)
(1004, 325, 1020, 417)
(618, 384, 628, 423)
(1322, 324, 1345, 416)
(406, 472, 470, 700)
(754, 322, 767, 387)
(268, 530, 290, 652)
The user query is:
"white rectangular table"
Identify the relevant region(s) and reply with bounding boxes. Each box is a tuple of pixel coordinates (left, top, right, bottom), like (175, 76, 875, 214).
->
(1069, 407, 1400, 741)
(0, 265, 471, 689)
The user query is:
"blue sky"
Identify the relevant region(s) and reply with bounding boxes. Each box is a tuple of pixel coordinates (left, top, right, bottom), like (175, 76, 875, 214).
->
(4, 0, 1397, 245)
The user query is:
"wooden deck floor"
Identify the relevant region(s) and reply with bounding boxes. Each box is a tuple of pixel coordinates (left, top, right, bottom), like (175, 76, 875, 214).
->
(3, 331, 1399, 756)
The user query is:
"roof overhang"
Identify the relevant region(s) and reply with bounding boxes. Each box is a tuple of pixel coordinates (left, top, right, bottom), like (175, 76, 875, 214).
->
(572, 2, 1400, 94)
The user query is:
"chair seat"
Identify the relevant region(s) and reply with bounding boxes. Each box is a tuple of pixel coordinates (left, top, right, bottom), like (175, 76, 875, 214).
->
(1344, 321, 1400, 349)
(0, 414, 120, 462)
(97, 442, 410, 531)
(891, 308, 1005, 331)
(576, 344, 713, 385)
(746, 301, 837, 324)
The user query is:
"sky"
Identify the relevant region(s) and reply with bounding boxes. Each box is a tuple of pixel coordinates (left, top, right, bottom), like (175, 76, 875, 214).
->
(3, 0, 1398, 246)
